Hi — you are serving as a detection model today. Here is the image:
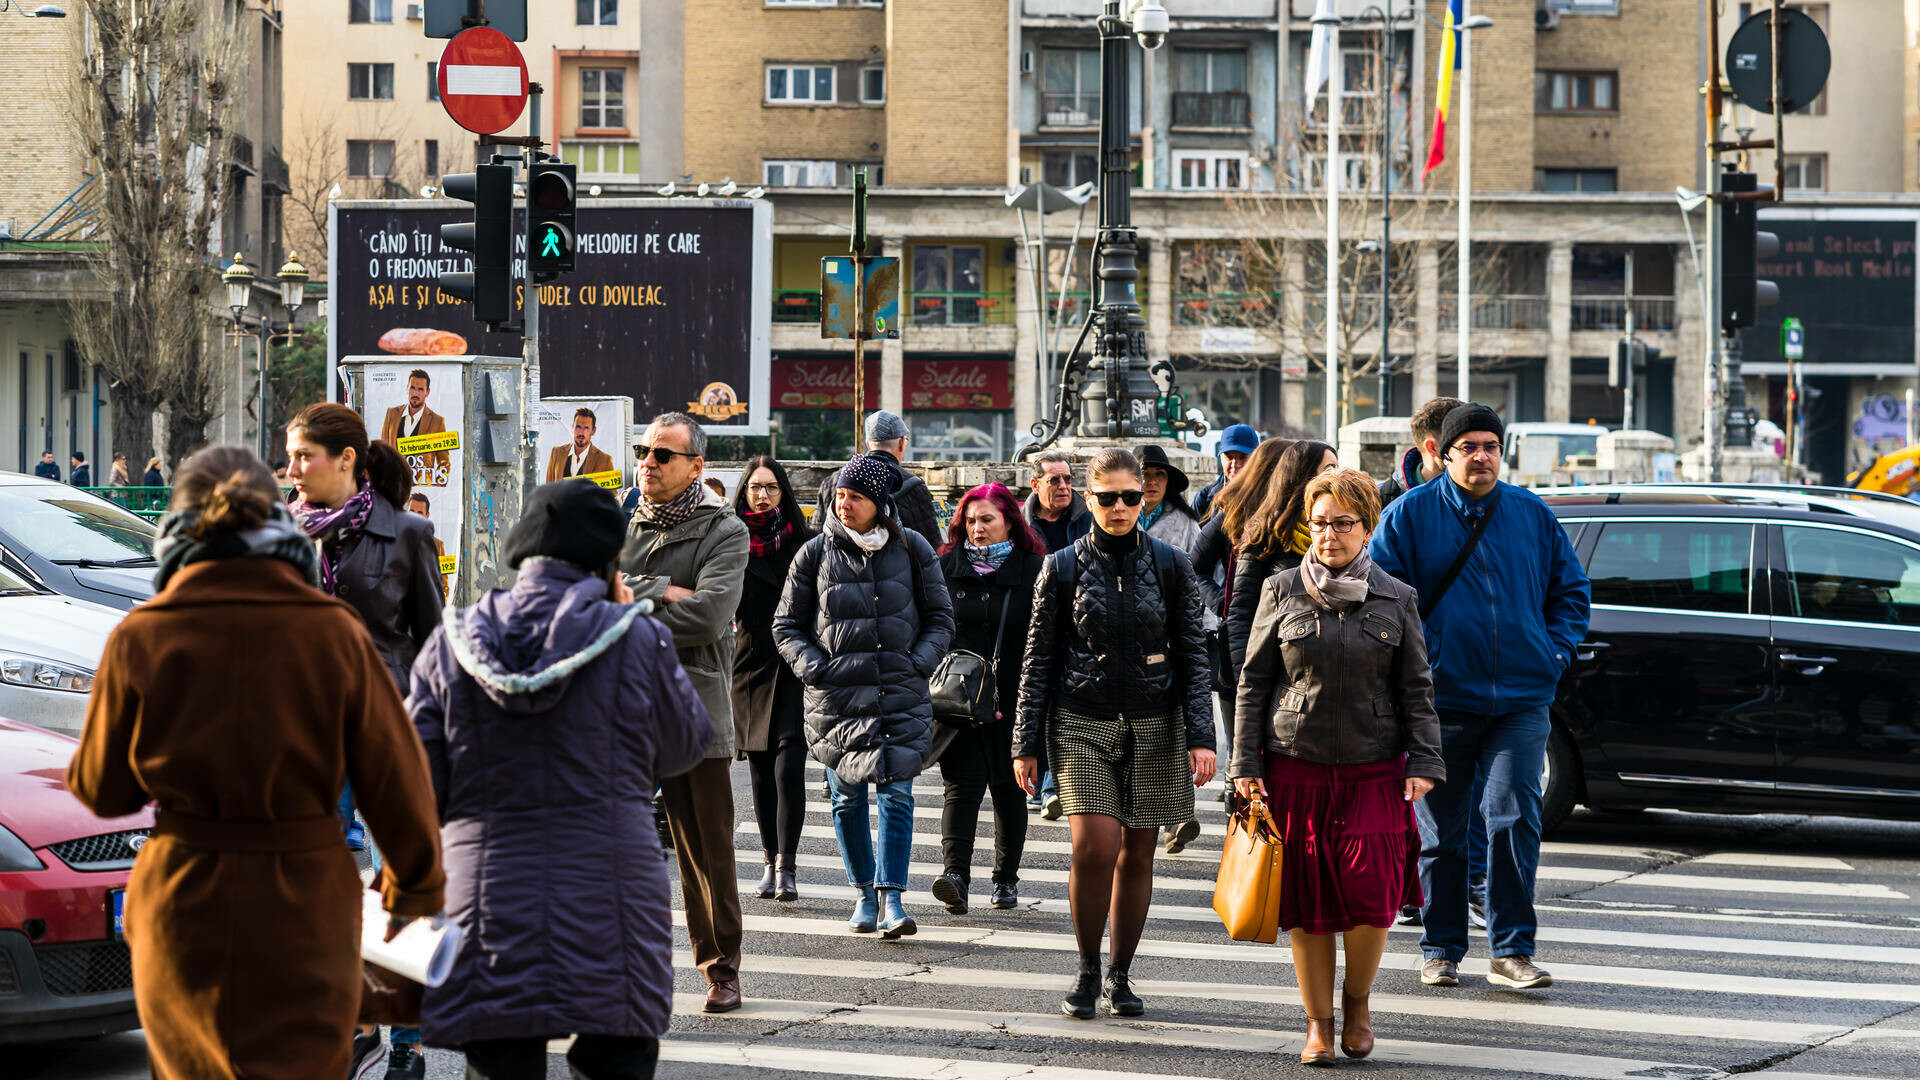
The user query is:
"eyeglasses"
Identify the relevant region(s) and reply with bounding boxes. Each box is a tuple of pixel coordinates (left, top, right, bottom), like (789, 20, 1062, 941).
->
(1091, 489, 1145, 507)
(636, 445, 699, 464)
(1451, 441, 1503, 459)
(1308, 517, 1363, 534)
(746, 483, 782, 496)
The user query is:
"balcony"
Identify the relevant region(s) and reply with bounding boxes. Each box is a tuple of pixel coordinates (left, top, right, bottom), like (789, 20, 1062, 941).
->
(911, 292, 1015, 327)
(1041, 93, 1099, 128)
(1571, 296, 1675, 332)
(1173, 91, 1251, 130)
(262, 148, 291, 195)
(773, 290, 822, 324)
(1174, 292, 1277, 327)
(1025, 0, 1278, 15)
(229, 134, 256, 175)
(1439, 295, 1550, 331)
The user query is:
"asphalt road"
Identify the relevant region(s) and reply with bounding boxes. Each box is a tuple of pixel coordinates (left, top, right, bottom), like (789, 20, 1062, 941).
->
(16, 763, 1920, 1080)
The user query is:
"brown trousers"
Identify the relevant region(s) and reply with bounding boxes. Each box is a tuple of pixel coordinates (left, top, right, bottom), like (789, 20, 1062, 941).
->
(657, 756, 742, 984)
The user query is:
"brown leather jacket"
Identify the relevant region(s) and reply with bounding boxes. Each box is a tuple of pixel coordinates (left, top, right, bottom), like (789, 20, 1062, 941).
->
(1230, 563, 1445, 781)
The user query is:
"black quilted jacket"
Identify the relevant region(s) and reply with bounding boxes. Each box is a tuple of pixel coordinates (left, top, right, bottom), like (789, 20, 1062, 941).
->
(1012, 531, 1213, 759)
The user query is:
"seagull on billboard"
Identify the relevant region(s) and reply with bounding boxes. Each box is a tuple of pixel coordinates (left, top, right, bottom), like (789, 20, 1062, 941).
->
(1304, 0, 1334, 113)
(1423, 0, 1463, 180)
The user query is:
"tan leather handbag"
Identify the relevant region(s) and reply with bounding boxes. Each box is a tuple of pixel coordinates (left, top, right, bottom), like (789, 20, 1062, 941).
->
(1212, 797, 1284, 944)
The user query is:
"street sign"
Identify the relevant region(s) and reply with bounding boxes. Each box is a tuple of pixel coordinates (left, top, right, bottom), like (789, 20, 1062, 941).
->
(436, 28, 528, 135)
(1726, 8, 1831, 115)
(424, 0, 526, 41)
(1782, 316, 1805, 360)
(820, 256, 900, 340)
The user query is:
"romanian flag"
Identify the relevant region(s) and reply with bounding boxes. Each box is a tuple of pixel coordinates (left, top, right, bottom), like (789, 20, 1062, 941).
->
(1422, 0, 1463, 180)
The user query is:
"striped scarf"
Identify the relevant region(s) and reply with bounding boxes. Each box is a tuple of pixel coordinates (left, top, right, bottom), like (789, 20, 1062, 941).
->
(633, 480, 704, 530)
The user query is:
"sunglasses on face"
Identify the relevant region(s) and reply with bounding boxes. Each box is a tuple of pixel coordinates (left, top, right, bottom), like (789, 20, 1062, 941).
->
(636, 445, 699, 464)
(1091, 489, 1145, 507)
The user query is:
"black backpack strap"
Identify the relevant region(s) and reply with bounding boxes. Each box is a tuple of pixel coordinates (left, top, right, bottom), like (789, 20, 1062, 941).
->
(1420, 489, 1501, 621)
(1049, 544, 1080, 643)
(1151, 539, 1179, 611)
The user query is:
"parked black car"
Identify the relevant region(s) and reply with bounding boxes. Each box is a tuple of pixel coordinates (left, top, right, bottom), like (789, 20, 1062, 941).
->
(0, 475, 156, 611)
(1538, 484, 1920, 833)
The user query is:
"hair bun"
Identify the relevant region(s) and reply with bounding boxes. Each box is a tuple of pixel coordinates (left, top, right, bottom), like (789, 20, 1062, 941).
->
(195, 470, 274, 538)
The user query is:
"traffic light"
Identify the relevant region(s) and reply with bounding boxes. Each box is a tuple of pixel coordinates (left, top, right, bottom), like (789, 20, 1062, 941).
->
(527, 159, 577, 279)
(1719, 170, 1781, 333)
(1611, 338, 1662, 388)
(439, 163, 515, 328)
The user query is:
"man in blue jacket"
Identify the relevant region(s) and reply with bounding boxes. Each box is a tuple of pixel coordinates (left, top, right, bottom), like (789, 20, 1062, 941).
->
(1369, 402, 1590, 992)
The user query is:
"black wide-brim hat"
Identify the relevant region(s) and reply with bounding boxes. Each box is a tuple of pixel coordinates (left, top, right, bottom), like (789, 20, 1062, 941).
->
(1135, 444, 1189, 496)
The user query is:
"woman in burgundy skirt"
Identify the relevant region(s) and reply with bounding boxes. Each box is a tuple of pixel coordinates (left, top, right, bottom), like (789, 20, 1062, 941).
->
(1231, 468, 1445, 1066)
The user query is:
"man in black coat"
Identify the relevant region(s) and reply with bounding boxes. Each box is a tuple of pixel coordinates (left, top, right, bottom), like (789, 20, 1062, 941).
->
(814, 411, 942, 549)
(69, 452, 92, 488)
(33, 451, 59, 482)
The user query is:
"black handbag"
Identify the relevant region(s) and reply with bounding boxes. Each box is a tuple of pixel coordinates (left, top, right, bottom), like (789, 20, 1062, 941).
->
(930, 588, 1013, 730)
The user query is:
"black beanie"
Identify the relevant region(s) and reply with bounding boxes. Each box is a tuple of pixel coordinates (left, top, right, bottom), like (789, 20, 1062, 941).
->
(1440, 403, 1506, 455)
(503, 478, 627, 571)
(834, 453, 900, 512)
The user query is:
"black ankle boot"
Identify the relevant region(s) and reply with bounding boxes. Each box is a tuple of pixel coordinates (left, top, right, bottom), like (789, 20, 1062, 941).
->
(755, 858, 777, 899)
(1062, 955, 1102, 1020)
(774, 858, 798, 902)
(1103, 963, 1143, 1016)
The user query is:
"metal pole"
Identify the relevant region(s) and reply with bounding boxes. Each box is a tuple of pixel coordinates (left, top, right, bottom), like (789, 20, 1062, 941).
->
(257, 318, 270, 461)
(1378, 2, 1392, 418)
(524, 85, 542, 504)
(1324, 18, 1342, 441)
(1079, 0, 1148, 439)
(1705, 0, 1725, 481)
(851, 169, 869, 451)
(1785, 340, 1797, 473)
(1623, 250, 1636, 430)
(1455, 4, 1472, 402)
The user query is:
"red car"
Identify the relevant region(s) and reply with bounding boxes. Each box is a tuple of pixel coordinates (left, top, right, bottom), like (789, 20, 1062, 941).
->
(0, 718, 150, 1040)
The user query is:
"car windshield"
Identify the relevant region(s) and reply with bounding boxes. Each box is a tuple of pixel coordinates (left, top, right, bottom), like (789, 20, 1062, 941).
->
(0, 487, 156, 563)
(0, 560, 37, 594)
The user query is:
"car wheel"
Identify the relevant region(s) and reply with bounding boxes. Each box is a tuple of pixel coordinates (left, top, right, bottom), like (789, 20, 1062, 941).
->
(1541, 722, 1581, 837)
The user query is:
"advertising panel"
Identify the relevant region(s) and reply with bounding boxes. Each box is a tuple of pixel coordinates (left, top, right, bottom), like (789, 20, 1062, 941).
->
(536, 398, 628, 489)
(770, 357, 1011, 411)
(365, 362, 464, 595)
(1747, 214, 1917, 367)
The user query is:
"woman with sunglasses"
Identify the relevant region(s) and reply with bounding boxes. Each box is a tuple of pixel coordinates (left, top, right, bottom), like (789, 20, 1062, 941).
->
(731, 455, 814, 903)
(774, 454, 953, 940)
(1226, 439, 1337, 709)
(1232, 468, 1443, 1065)
(929, 482, 1047, 915)
(1013, 447, 1212, 1021)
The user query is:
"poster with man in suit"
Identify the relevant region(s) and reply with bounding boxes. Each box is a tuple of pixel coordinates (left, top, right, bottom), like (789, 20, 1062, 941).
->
(535, 398, 628, 491)
(364, 362, 464, 594)
(406, 491, 453, 598)
(379, 368, 452, 481)
(544, 407, 618, 483)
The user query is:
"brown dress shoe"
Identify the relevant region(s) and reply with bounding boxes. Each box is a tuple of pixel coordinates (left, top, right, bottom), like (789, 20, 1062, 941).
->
(703, 979, 742, 1013)
(1300, 1016, 1336, 1067)
(1340, 991, 1374, 1058)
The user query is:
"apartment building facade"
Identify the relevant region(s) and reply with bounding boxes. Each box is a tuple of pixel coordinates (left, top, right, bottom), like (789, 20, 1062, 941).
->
(0, 0, 286, 474)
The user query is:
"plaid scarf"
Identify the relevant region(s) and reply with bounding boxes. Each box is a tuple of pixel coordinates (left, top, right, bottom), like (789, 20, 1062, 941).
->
(741, 506, 792, 557)
(633, 480, 704, 531)
(290, 482, 376, 596)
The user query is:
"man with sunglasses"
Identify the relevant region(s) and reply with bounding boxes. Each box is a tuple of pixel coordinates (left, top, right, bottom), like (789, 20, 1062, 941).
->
(1368, 403, 1590, 994)
(618, 411, 751, 1014)
(1023, 450, 1092, 554)
(813, 411, 943, 549)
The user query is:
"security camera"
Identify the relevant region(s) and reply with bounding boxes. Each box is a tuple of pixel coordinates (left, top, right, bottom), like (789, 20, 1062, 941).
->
(1126, 0, 1169, 50)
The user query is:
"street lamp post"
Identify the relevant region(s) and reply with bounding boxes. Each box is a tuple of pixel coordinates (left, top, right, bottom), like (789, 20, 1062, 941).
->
(270, 253, 309, 461)
(1342, 3, 1406, 419)
(1453, 10, 1493, 402)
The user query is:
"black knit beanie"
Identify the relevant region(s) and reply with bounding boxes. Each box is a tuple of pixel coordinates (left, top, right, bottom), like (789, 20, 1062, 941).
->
(1439, 403, 1506, 455)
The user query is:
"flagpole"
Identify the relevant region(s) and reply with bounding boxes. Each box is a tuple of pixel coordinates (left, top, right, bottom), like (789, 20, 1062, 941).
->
(1325, 21, 1342, 442)
(1455, 0, 1472, 401)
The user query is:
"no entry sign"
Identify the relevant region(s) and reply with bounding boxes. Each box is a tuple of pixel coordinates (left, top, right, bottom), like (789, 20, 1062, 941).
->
(436, 27, 528, 135)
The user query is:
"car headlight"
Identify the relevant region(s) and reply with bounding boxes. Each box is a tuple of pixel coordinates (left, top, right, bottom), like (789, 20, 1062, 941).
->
(0, 823, 44, 872)
(0, 653, 95, 694)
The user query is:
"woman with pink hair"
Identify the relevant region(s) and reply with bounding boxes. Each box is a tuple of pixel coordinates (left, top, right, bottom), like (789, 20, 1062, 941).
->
(929, 482, 1047, 914)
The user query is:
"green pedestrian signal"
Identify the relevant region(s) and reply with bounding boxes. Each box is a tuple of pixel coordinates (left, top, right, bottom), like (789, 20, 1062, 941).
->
(527, 159, 577, 278)
(540, 227, 563, 259)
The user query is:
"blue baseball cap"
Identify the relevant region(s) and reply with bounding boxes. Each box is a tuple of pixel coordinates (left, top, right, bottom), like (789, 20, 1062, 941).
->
(1218, 424, 1260, 457)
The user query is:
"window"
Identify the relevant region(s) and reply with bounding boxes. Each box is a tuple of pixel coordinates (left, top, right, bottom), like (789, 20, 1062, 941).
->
(348, 63, 394, 101)
(1041, 50, 1100, 125)
(1782, 526, 1920, 626)
(1042, 150, 1097, 188)
(763, 160, 837, 186)
(1174, 150, 1250, 191)
(424, 139, 439, 179)
(347, 139, 394, 178)
(911, 245, 987, 325)
(348, 0, 392, 24)
(766, 64, 836, 104)
(1550, 0, 1619, 11)
(1781, 153, 1827, 193)
(1536, 70, 1617, 113)
(860, 65, 885, 105)
(580, 68, 626, 129)
(427, 61, 438, 102)
(766, 0, 836, 5)
(1172, 49, 1249, 127)
(577, 0, 617, 24)
(1539, 168, 1617, 192)
(1585, 522, 1752, 614)
(562, 141, 641, 180)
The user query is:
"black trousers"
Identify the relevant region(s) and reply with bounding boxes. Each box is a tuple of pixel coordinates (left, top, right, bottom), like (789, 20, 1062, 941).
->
(746, 736, 808, 861)
(463, 1035, 658, 1080)
(939, 767, 1029, 885)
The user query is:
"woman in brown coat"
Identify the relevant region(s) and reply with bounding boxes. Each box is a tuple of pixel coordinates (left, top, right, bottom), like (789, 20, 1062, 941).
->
(66, 446, 444, 1080)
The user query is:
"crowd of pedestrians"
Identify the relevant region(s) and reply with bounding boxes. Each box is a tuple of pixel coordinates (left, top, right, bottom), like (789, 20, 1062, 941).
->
(64, 395, 1590, 1077)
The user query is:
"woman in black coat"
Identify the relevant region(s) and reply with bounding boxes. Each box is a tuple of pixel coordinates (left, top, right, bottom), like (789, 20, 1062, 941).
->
(731, 456, 814, 903)
(1227, 439, 1337, 688)
(774, 454, 954, 941)
(930, 482, 1045, 915)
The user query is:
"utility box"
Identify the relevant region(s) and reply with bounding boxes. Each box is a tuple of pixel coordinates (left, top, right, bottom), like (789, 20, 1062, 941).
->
(338, 354, 528, 605)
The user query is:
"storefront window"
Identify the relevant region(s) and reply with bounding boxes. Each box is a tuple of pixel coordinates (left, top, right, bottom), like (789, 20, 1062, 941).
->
(909, 412, 1004, 461)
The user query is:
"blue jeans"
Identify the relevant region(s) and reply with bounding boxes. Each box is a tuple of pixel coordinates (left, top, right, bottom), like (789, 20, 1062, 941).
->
(1417, 705, 1548, 962)
(1468, 770, 1488, 880)
(827, 769, 915, 892)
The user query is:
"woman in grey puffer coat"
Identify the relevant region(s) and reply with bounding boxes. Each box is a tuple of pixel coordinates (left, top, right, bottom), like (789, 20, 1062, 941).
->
(407, 480, 711, 1079)
(774, 453, 953, 940)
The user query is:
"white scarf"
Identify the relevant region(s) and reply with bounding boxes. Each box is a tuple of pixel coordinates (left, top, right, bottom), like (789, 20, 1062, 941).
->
(847, 522, 890, 554)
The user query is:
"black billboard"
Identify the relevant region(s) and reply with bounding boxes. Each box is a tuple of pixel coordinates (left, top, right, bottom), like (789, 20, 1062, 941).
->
(1746, 215, 1915, 367)
(328, 199, 771, 433)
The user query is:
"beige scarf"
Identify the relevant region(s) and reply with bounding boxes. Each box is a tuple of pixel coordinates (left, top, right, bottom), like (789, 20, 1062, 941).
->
(1301, 547, 1373, 612)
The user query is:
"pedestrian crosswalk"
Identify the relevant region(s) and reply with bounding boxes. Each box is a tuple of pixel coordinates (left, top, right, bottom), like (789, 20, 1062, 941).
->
(640, 760, 1920, 1080)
